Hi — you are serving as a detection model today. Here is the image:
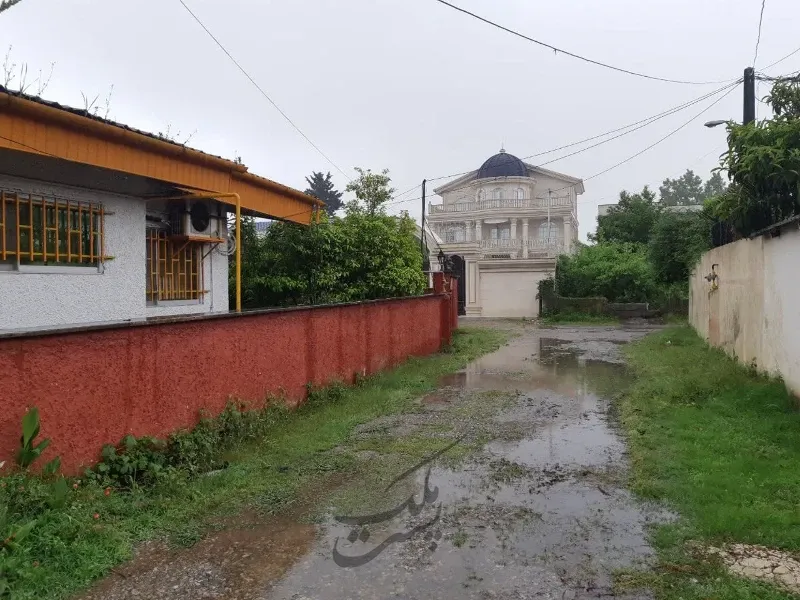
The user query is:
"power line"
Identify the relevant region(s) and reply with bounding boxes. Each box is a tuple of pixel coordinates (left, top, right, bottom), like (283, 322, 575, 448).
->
(432, 0, 735, 86)
(531, 82, 740, 170)
(176, 0, 350, 181)
(553, 82, 740, 192)
(425, 81, 740, 184)
(753, 0, 767, 67)
(759, 45, 800, 72)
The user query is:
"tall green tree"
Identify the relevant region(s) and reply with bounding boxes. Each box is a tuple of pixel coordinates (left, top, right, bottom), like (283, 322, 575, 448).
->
(702, 171, 727, 199)
(304, 171, 343, 216)
(231, 167, 425, 309)
(0, 0, 25, 14)
(660, 169, 727, 206)
(659, 170, 705, 206)
(648, 211, 710, 284)
(712, 77, 800, 236)
(345, 167, 394, 215)
(592, 186, 660, 245)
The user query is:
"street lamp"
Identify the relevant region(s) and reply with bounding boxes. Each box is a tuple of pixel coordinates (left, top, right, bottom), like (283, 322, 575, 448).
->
(704, 120, 729, 128)
(437, 249, 445, 270)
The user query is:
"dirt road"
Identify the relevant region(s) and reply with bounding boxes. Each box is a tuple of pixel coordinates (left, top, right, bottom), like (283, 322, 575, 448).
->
(81, 321, 670, 600)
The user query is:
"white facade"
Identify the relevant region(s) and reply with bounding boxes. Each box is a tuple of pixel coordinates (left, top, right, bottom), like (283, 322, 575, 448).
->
(428, 150, 583, 318)
(0, 175, 230, 332)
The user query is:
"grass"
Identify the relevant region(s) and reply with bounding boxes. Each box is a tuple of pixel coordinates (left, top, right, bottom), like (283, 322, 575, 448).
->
(539, 311, 620, 325)
(616, 325, 800, 599)
(1, 327, 508, 600)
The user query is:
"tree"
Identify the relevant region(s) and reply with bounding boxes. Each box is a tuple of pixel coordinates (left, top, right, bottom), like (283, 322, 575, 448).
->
(304, 171, 343, 216)
(0, 0, 24, 15)
(713, 77, 800, 236)
(702, 171, 727, 200)
(765, 76, 800, 118)
(345, 167, 394, 215)
(231, 194, 426, 309)
(659, 170, 705, 206)
(556, 243, 656, 303)
(592, 186, 660, 245)
(648, 211, 710, 284)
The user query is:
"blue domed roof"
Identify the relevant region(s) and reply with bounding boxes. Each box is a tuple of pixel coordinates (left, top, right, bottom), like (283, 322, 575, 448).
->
(476, 149, 527, 179)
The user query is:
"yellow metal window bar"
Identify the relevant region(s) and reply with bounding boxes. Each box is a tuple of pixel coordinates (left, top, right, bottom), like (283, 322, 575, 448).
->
(0, 189, 105, 267)
(145, 230, 205, 302)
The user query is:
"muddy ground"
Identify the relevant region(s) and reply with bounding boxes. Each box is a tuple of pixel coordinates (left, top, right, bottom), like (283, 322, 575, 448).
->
(79, 320, 673, 600)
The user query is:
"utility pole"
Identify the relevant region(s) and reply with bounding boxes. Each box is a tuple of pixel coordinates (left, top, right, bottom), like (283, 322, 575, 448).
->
(420, 179, 427, 267)
(743, 67, 756, 124)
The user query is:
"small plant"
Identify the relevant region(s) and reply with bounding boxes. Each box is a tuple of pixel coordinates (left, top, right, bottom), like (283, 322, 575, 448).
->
(90, 435, 171, 489)
(16, 408, 50, 469)
(0, 502, 36, 595)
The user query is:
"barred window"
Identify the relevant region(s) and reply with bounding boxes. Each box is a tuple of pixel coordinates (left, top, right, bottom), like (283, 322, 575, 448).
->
(0, 190, 104, 268)
(146, 230, 204, 302)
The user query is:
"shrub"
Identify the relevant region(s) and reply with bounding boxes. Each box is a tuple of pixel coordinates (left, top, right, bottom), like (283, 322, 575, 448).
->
(556, 243, 657, 303)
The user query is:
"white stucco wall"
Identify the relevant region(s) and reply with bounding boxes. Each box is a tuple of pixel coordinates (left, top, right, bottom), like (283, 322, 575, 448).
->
(689, 226, 800, 397)
(0, 176, 229, 332)
(479, 269, 544, 318)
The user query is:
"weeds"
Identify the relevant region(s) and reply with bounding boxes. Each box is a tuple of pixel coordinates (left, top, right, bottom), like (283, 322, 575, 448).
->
(539, 312, 619, 325)
(0, 327, 507, 600)
(616, 325, 799, 599)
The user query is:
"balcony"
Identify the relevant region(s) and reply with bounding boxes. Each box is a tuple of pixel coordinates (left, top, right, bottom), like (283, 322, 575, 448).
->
(429, 196, 572, 215)
(478, 238, 564, 259)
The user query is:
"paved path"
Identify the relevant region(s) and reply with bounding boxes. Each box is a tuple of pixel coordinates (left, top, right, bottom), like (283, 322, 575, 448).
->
(81, 322, 671, 600)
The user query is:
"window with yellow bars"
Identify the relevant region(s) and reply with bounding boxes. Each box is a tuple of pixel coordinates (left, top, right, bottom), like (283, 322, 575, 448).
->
(146, 230, 205, 302)
(0, 190, 104, 268)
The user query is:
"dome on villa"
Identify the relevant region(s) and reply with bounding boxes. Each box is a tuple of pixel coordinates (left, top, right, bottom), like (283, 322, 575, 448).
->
(476, 149, 527, 179)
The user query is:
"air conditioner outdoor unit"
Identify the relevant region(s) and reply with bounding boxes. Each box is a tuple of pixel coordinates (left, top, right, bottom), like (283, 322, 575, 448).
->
(169, 200, 221, 239)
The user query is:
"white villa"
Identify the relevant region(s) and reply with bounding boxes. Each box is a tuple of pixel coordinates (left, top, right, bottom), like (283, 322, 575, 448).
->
(428, 149, 584, 318)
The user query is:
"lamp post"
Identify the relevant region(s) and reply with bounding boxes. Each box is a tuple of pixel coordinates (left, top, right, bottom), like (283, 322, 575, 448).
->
(704, 67, 756, 128)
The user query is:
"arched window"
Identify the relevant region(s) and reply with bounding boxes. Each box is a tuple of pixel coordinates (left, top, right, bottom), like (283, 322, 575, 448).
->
(538, 221, 559, 240)
(515, 188, 525, 200)
(492, 188, 503, 200)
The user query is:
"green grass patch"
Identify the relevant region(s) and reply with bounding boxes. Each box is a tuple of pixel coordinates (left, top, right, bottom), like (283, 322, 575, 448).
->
(617, 325, 800, 599)
(1, 327, 508, 600)
(539, 312, 620, 325)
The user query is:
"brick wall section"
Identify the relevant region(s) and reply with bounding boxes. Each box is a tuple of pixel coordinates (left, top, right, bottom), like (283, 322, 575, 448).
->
(0, 293, 454, 474)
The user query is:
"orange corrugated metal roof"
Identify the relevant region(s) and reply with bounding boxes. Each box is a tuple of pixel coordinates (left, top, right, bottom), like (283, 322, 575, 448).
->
(0, 87, 324, 224)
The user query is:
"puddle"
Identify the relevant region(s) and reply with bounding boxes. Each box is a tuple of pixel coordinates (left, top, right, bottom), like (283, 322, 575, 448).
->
(78, 323, 669, 600)
(263, 324, 668, 600)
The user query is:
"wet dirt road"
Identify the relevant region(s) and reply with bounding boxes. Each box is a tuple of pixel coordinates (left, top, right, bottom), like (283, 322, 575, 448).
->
(81, 322, 671, 600)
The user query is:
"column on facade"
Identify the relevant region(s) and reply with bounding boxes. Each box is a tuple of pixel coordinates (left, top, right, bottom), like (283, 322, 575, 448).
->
(475, 219, 482, 242)
(465, 220, 473, 242)
(521, 218, 529, 258)
(563, 217, 572, 253)
(510, 218, 517, 240)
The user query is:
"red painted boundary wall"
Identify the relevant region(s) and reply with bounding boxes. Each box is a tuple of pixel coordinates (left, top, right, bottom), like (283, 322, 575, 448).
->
(0, 291, 455, 474)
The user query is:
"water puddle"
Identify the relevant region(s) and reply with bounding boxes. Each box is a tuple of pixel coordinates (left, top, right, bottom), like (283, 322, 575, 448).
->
(79, 323, 670, 600)
(263, 324, 669, 600)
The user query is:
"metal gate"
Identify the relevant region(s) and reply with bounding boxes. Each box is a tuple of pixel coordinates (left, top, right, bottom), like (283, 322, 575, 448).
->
(451, 255, 467, 316)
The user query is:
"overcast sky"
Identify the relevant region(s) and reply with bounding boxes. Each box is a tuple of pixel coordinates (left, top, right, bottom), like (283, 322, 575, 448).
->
(2, 0, 798, 239)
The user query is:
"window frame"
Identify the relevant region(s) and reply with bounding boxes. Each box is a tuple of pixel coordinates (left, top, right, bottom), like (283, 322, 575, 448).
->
(145, 227, 205, 305)
(0, 189, 105, 274)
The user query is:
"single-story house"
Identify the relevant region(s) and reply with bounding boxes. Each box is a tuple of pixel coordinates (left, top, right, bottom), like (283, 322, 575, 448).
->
(0, 86, 323, 332)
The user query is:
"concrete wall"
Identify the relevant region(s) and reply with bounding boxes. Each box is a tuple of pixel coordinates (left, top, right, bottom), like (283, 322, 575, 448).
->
(0, 293, 454, 473)
(690, 225, 800, 396)
(0, 176, 229, 331)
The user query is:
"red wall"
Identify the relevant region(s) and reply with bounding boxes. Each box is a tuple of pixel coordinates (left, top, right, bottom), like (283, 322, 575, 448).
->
(0, 294, 453, 474)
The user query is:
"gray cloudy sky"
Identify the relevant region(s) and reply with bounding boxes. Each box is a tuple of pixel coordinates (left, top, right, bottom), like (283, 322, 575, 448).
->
(2, 0, 798, 239)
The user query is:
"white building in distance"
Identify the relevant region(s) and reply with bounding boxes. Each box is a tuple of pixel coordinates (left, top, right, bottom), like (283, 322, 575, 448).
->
(427, 149, 584, 318)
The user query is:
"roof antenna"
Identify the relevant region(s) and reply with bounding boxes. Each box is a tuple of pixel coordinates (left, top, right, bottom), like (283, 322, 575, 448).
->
(499, 142, 505, 153)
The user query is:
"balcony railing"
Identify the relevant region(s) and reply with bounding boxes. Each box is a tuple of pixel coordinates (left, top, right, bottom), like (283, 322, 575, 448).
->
(478, 237, 564, 259)
(429, 196, 572, 215)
